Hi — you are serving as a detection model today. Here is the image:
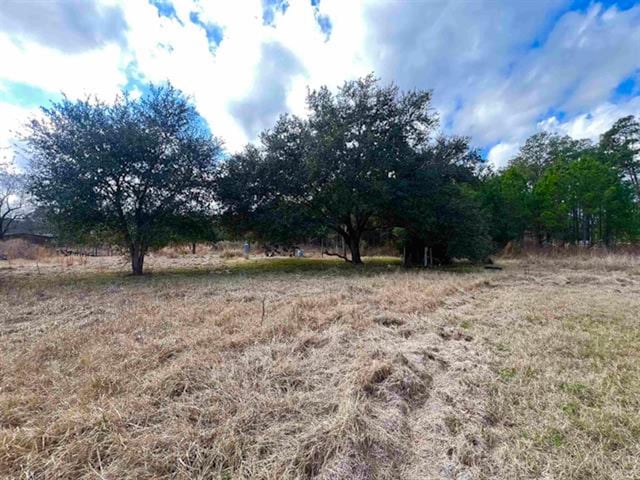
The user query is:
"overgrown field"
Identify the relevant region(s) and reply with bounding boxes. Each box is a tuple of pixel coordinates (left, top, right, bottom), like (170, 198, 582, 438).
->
(1, 254, 639, 479)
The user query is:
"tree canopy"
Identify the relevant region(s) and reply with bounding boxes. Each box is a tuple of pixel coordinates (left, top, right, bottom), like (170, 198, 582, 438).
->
(216, 75, 489, 265)
(388, 136, 490, 264)
(25, 84, 221, 274)
(600, 115, 640, 199)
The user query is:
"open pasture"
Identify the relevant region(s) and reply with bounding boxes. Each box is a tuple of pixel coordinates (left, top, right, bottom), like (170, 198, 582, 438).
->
(1, 253, 639, 479)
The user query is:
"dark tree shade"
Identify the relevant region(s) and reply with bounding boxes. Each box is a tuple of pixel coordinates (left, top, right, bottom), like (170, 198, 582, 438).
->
(25, 84, 222, 274)
(165, 213, 218, 254)
(389, 136, 491, 265)
(216, 123, 321, 245)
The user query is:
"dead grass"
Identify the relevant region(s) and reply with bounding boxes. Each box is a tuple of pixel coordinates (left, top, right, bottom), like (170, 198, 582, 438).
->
(0, 239, 53, 261)
(472, 258, 640, 479)
(1, 254, 639, 479)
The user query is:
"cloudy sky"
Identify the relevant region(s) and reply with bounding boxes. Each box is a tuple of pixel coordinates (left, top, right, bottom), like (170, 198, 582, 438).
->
(1, 0, 639, 168)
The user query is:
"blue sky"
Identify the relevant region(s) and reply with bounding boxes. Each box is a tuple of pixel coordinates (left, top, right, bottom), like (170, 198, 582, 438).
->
(1, 0, 639, 167)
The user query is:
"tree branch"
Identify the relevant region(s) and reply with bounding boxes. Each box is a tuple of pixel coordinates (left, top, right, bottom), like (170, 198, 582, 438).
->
(322, 249, 350, 262)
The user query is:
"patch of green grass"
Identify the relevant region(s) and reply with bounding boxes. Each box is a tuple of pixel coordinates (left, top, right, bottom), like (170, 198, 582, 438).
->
(1, 256, 406, 291)
(547, 430, 565, 447)
(561, 402, 579, 416)
(226, 256, 401, 274)
(488, 288, 640, 478)
(3, 255, 493, 294)
(499, 367, 517, 381)
(560, 382, 587, 396)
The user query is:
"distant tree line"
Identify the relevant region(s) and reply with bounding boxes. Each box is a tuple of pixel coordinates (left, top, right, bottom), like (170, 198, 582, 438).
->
(480, 117, 640, 248)
(16, 77, 640, 274)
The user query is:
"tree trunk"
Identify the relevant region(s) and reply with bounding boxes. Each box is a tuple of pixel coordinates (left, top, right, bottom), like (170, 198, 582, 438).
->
(130, 242, 146, 275)
(349, 235, 363, 265)
(191, 242, 196, 255)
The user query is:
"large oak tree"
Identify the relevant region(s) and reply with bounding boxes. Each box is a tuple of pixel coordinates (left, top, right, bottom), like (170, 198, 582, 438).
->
(26, 84, 221, 274)
(388, 136, 491, 265)
(217, 75, 437, 264)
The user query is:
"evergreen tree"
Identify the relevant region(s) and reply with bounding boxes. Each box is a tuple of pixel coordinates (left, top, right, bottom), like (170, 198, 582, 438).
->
(26, 84, 221, 274)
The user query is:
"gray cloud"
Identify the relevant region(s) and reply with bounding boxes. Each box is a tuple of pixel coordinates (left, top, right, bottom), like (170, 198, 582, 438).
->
(363, 1, 566, 133)
(0, 0, 128, 53)
(453, 3, 640, 145)
(230, 42, 304, 138)
(361, 1, 640, 146)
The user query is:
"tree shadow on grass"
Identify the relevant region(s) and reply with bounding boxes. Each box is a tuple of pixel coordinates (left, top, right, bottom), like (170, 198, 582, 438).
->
(3, 255, 488, 291)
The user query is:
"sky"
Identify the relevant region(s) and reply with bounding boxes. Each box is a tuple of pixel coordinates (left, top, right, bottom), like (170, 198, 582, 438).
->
(1, 0, 639, 169)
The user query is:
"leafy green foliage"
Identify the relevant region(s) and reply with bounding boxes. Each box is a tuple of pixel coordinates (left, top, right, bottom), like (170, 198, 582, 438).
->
(389, 136, 491, 264)
(479, 164, 533, 246)
(216, 125, 321, 245)
(217, 75, 441, 264)
(20, 76, 640, 267)
(217, 76, 491, 265)
(25, 83, 221, 274)
(600, 115, 640, 198)
(510, 132, 592, 183)
(534, 154, 637, 245)
(481, 127, 639, 248)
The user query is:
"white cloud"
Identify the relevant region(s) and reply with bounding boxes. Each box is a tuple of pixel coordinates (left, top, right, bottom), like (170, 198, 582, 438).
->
(451, 3, 640, 148)
(487, 142, 520, 169)
(0, 31, 129, 100)
(361, 1, 640, 155)
(362, 0, 567, 137)
(116, 0, 370, 151)
(0, 102, 39, 171)
(538, 97, 640, 141)
(0, 0, 639, 160)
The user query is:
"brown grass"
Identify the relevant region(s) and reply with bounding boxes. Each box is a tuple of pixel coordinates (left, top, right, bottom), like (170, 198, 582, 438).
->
(1, 254, 639, 479)
(0, 239, 53, 261)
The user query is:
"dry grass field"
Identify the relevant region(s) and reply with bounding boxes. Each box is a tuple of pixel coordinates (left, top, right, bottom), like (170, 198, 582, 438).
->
(1, 252, 639, 479)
